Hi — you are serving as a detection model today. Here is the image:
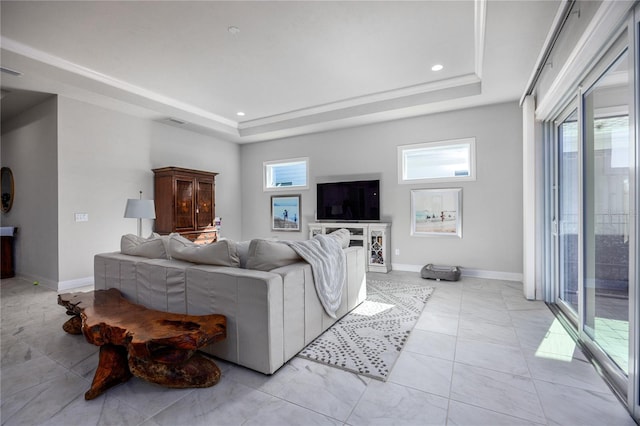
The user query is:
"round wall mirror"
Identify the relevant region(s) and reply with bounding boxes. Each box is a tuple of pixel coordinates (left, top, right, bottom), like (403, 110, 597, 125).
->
(1, 167, 14, 213)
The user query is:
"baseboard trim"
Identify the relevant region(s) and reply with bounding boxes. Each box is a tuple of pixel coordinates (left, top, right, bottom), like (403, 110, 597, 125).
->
(16, 273, 94, 291)
(391, 263, 523, 282)
(14, 273, 57, 291)
(58, 276, 94, 291)
(460, 268, 523, 282)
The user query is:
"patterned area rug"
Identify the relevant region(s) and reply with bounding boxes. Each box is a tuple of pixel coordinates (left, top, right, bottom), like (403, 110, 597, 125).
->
(297, 278, 434, 381)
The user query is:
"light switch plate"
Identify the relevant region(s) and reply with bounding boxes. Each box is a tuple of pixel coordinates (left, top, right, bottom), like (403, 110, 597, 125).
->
(74, 213, 89, 222)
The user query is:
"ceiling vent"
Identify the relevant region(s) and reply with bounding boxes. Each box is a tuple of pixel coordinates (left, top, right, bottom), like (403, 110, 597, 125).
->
(0, 67, 23, 77)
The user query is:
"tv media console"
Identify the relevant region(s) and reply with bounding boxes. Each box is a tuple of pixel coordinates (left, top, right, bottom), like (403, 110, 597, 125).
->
(309, 222, 391, 273)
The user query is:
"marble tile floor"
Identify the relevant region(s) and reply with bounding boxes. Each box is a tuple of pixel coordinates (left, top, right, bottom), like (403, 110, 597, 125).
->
(1, 271, 637, 426)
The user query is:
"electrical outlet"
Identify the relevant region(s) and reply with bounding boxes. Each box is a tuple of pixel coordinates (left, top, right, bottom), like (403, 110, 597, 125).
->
(74, 213, 89, 222)
(394, 248, 400, 256)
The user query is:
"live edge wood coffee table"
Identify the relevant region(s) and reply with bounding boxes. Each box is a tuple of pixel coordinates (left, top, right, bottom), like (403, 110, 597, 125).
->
(58, 288, 226, 400)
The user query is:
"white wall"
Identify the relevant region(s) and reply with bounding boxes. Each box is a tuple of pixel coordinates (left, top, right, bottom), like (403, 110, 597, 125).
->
(3, 95, 522, 286)
(149, 123, 243, 240)
(1, 96, 58, 287)
(54, 97, 242, 288)
(57, 97, 153, 285)
(241, 101, 523, 278)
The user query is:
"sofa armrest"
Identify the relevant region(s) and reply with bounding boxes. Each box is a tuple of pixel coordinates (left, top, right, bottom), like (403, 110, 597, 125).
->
(344, 246, 367, 309)
(185, 265, 285, 375)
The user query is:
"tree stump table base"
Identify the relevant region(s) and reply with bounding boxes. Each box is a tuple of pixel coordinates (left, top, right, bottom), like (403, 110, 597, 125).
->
(129, 352, 221, 388)
(86, 344, 133, 401)
(58, 289, 226, 400)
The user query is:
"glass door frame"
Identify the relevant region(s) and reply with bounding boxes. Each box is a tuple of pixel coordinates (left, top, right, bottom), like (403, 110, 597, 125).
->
(551, 101, 581, 329)
(632, 4, 639, 420)
(579, 29, 633, 407)
(545, 12, 638, 419)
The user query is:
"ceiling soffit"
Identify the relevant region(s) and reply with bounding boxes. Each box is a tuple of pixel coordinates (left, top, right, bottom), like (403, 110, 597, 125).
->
(0, 1, 487, 142)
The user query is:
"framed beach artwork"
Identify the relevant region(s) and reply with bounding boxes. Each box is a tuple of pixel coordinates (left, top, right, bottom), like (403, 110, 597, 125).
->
(410, 188, 462, 237)
(271, 194, 301, 231)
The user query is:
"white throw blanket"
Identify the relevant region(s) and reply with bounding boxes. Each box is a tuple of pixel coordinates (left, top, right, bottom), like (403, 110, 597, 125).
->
(285, 234, 346, 319)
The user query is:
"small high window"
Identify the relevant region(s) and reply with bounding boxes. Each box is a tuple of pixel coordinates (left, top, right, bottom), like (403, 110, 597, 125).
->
(398, 138, 476, 183)
(264, 157, 309, 191)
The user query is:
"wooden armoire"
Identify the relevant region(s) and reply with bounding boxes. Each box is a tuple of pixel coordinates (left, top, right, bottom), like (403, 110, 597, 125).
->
(153, 167, 218, 244)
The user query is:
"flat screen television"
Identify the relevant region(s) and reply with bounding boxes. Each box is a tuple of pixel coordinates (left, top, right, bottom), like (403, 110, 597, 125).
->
(316, 180, 380, 221)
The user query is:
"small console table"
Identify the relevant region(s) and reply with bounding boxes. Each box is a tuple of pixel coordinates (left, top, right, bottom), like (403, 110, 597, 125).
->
(309, 222, 391, 273)
(1, 226, 17, 278)
(58, 289, 226, 400)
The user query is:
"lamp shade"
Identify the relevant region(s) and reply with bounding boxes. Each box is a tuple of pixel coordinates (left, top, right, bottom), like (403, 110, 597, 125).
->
(124, 199, 156, 219)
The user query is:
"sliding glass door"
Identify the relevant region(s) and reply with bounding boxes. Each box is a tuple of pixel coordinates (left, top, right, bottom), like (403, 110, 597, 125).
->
(546, 5, 638, 419)
(582, 49, 631, 376)
(550, 25, 635, 407)
(557, 109, 580, 317)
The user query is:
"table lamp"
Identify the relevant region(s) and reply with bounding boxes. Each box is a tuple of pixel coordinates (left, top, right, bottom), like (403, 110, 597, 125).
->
(124, 191, 156, 237)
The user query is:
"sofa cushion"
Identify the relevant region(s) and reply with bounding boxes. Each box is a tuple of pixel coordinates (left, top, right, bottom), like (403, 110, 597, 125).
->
(236, 240, 251, 268)
(120, 234, 168, 259)
(169, 235, 240, 267)
(166, 232, 192, 247)
(150, 232, 175, 257)
(245, 239, 302, 271)
(328, 228, 351, 248)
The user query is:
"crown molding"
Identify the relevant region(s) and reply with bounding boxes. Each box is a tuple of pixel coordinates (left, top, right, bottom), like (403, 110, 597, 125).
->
(239, 0, 487, 134)
(0, 37, 238, 129)
(474, 0, 487, 79)
(239, 73, 481, 133)
(1, 2, 489, 143)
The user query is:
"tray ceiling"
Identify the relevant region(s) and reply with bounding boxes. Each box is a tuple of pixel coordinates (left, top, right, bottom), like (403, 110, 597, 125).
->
(0, 1, 560, 142)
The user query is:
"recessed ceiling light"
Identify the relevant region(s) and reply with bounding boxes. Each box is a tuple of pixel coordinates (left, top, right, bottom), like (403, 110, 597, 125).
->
(228, 26, 240, 35)
(236, 112, 245, 117)
(431, 64, 444, 72)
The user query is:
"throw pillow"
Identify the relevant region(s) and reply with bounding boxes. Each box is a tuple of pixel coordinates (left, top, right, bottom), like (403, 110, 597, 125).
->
(236, 240, 251, 269)
(328, 228, 351, 248)
(245, 239, 302, 271)
(151, 232, 173, 258)
(121, 234, 168, 259)
(168, 234, 240, 267)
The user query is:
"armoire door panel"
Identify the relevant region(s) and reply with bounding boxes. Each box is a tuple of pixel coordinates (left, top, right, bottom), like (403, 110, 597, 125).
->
(196, 180, 214, 228)
(175, 179, 195, 230)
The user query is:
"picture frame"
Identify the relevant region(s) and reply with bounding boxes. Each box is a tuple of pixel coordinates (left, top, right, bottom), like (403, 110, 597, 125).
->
(271, 194, 301, 231)
(410, 188, 462, 237)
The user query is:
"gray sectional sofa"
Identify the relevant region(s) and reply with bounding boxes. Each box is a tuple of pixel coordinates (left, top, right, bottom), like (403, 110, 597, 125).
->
(93, 233, 366, 375)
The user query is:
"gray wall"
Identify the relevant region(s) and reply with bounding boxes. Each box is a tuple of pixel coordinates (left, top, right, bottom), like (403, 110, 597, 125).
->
(3, 96, 242, 289)
(1, 96, 59, 287)
(241, 101, 523, 277)
(56, 97, 242, 286)
(2, 95, 523, 286)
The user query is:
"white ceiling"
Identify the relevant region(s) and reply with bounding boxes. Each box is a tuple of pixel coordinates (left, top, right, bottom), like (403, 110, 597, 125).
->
(0, 1, 560, 143)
